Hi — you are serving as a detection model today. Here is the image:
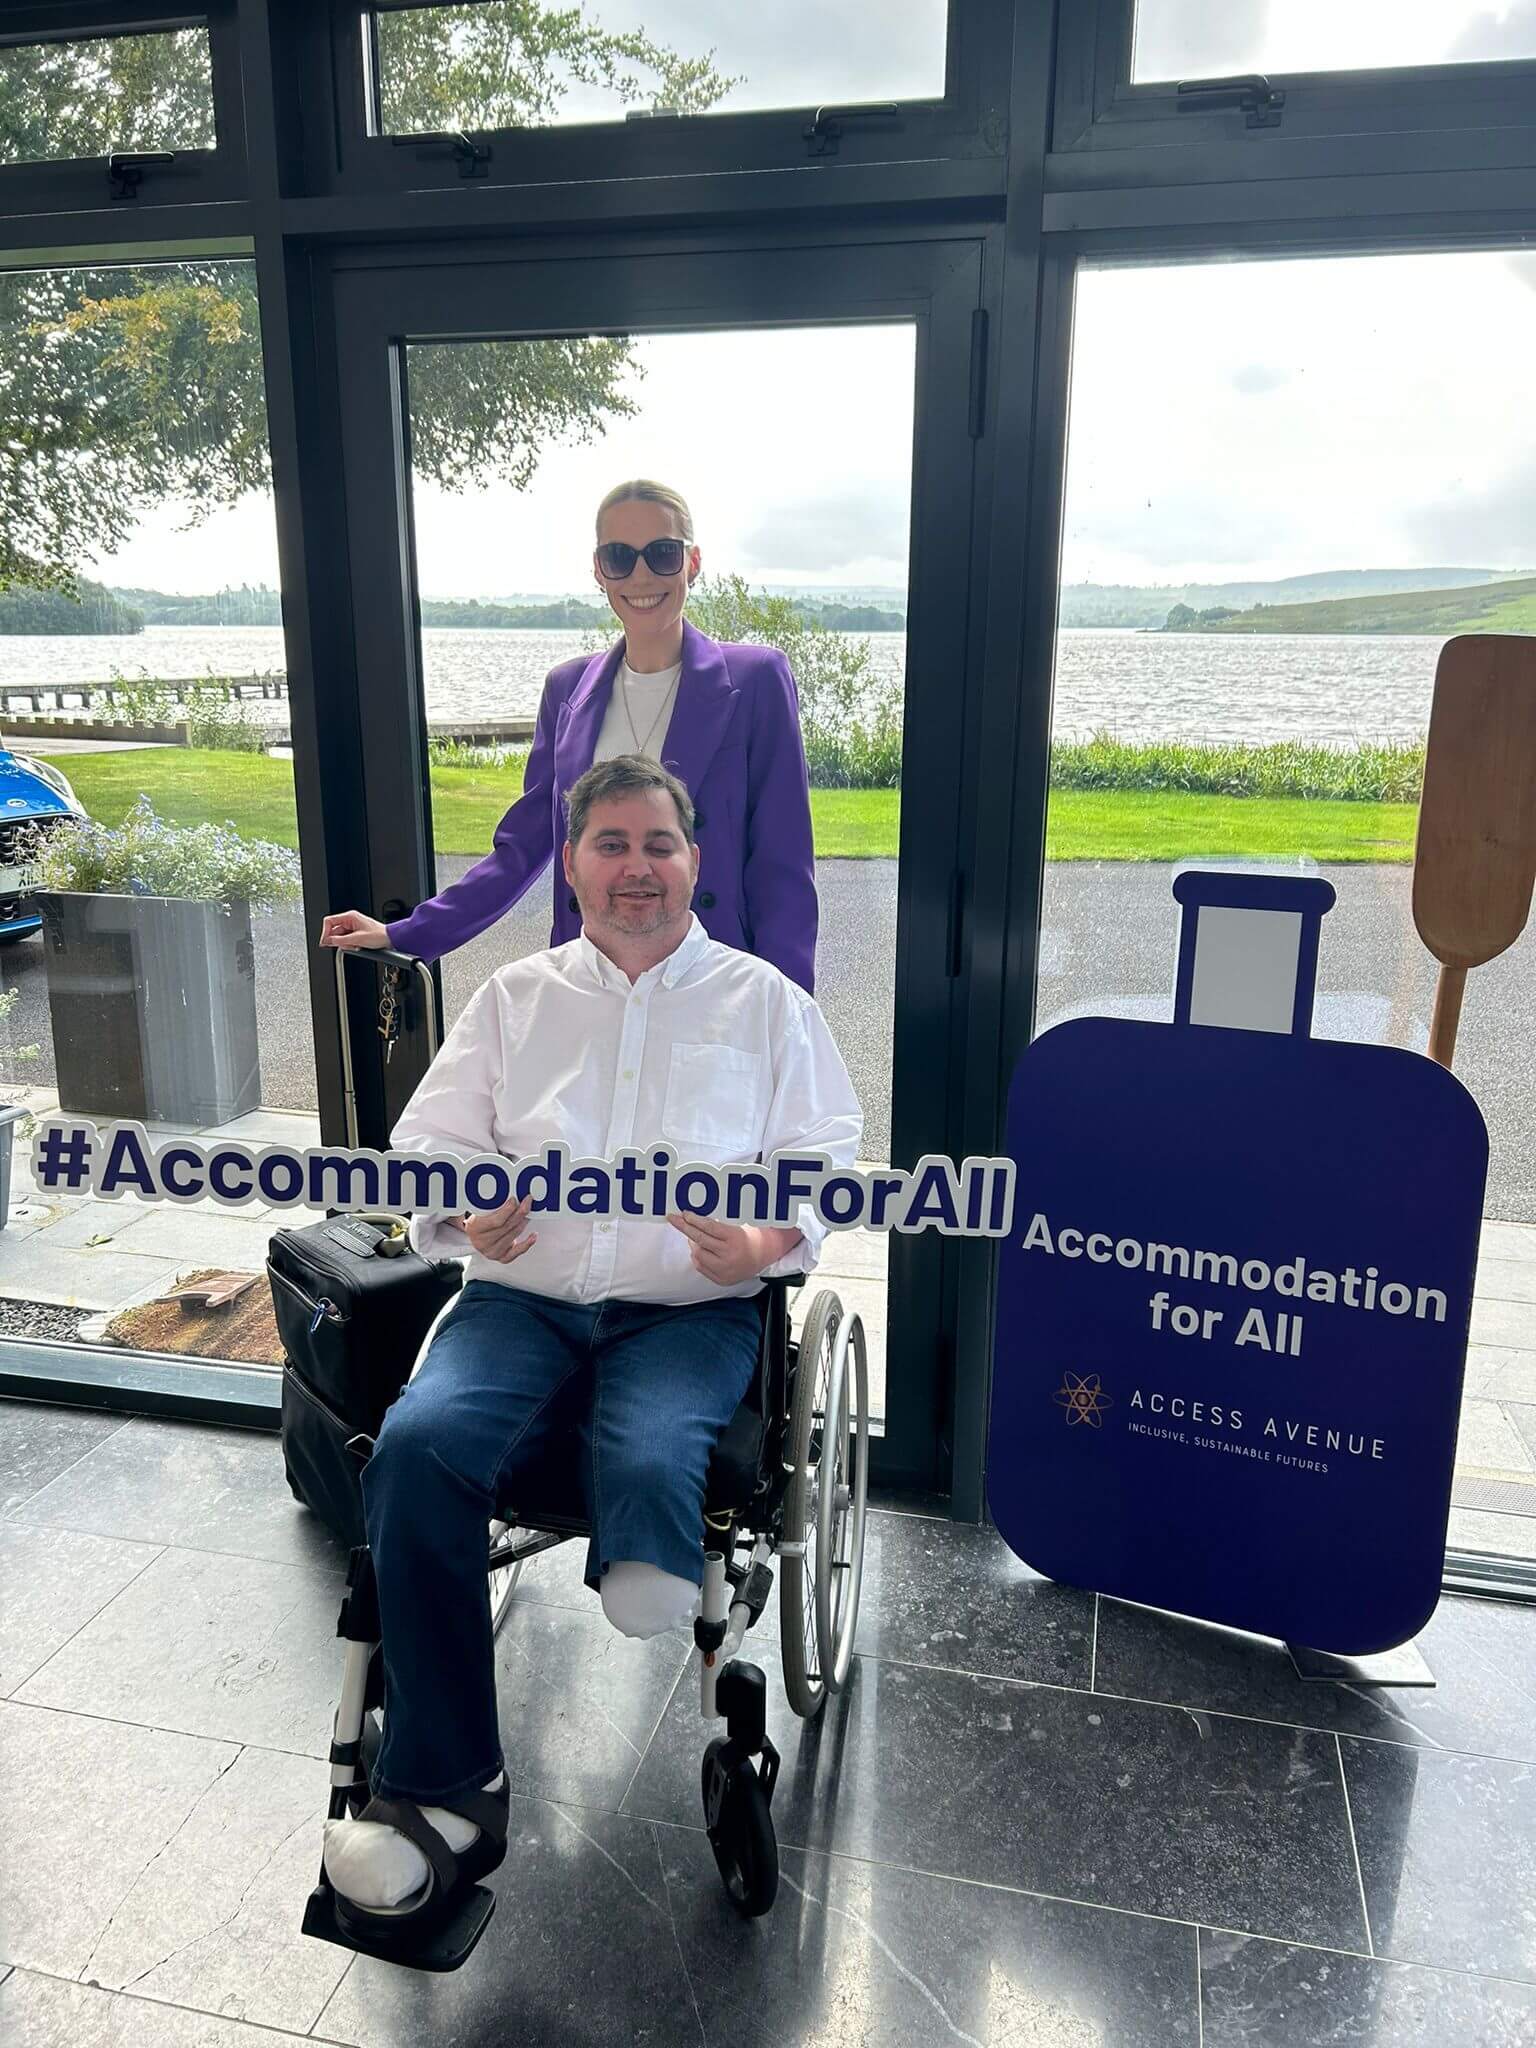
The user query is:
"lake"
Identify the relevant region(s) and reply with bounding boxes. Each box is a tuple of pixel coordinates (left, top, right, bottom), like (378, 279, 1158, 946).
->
(0, 625, 1448, 745)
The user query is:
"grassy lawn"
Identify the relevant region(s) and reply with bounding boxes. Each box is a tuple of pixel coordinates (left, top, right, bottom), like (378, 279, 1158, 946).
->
(45, 750, 1417, 864)
(1045, 790, 1416, 862)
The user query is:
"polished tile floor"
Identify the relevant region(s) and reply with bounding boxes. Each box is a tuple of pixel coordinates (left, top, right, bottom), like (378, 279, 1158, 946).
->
(2, 1401, 1535, 2046)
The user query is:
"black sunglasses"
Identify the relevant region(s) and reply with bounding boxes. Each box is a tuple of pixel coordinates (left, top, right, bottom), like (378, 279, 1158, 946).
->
(595, 537, 687, 580)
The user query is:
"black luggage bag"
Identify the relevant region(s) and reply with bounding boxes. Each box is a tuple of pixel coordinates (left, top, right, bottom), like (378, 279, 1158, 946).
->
(270, 1213, 461, 1547)
(271, 952, 461, 1548)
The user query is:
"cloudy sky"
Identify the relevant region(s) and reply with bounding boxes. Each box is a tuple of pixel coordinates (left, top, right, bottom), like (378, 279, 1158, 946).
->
(99, 246, 1536, 599)
(84, 1, 1536, 599)
(1134, 0, 1536, 80)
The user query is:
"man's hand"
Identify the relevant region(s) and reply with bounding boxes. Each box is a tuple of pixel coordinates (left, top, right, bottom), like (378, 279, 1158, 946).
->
(320, 911, 391, 951)
(447, 1193, 537, 1264)
(667, 1214, 801, 1286)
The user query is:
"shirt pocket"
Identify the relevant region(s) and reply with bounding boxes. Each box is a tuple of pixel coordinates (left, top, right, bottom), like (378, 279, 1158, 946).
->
(661, 1042, 764, 1158)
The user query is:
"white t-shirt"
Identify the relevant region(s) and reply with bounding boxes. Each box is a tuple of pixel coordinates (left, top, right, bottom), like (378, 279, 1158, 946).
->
(592, 657, 683, 764)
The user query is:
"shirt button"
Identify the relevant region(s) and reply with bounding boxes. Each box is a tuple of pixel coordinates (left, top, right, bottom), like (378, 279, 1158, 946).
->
(699, 891, 716, 909)
(622, 1068, 634, 1080)
(567, 894, 578, 913)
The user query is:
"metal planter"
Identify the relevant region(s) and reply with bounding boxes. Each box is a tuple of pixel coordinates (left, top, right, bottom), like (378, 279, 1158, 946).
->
(37, 891, 262, 1128)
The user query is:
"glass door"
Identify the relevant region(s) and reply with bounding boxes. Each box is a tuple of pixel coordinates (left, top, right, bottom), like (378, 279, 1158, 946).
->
(326, 235, 988, 1491)
(1035, 248, 1536, 1571)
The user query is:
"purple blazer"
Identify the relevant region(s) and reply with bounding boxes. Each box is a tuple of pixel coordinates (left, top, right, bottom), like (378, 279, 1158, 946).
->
(387, 621, 818, 992)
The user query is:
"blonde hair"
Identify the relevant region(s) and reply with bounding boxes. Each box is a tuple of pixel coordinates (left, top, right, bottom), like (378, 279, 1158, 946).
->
(595, 479, 695, 542)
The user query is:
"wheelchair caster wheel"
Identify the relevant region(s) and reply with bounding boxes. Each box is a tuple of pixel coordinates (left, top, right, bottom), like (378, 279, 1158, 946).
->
(702, 1738, 778, 1917)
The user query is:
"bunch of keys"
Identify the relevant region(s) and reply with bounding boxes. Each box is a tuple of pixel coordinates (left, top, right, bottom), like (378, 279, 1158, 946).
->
(378, 968, 402, 1064)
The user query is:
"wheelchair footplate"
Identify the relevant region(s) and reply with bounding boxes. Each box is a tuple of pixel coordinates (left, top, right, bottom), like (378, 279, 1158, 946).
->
(301, 1868, 496, 1973)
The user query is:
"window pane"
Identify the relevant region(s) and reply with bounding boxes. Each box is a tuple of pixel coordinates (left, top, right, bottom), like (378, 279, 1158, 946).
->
(373, 0, 947, 132)
(1132, 1, 1536, 83)
(403, 324, 914, 1427)
(0, 29, 215, 167)
(1044, 252, 1536, 1568)
(0, 260, 314, 1383)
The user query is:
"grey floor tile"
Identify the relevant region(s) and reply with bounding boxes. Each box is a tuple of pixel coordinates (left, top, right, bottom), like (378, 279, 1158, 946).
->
(14, 1544, 343, 1757)
(497, 1529, 604, 1615)
(810, 1222, 890, 1280)
(8, 1415, 344, 1572)
(661, 1833, 1201, 2046)
(1448, 1508, 1536, 1562)
(1487, 1356, 1536, 1406)
(1472, 1299, 1536, 1354)
(1200, 1930, 1536, 2046)
(491, 1595, 692, 1810)
(0, 1236, 181, 1309)
(1478, 1259, 1536, 1307)
(1507, 1404, 1536, 1467)
(0, 1403, 127, 1513)
(0, 1973, 317, 2047)
(848, 1509, 1095, 1686)
(1094, 1594, 1536, 1764)
(70, 1746, 348, 2035)
(105, 1205, 274, 1265)
(501, 1506, 1094, 1689)
(1458, 1399, 1536, 1473)
(1342, 1737, 1536, 1982)
(624, 1655, 1368, 1949)
(1482, 1221, 1536, 1263)
(313, 1799, 705, 2047)
(0, 1519, 161, 1698)
(20, 1197, 160, 1250)
(0, 1701, 237, 1979)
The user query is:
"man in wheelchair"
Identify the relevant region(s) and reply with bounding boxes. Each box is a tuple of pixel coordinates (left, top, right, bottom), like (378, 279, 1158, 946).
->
(320, 753, 862, 1946)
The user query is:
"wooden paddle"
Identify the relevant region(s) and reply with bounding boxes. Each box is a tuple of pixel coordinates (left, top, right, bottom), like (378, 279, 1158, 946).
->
(1412, 635, 1536, 1067)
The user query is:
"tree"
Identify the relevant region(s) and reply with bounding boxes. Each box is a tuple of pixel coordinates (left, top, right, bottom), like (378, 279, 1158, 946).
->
(0, 9, 735, 592)
(685, 575, 904, 789)
(375, 2, 738, 131)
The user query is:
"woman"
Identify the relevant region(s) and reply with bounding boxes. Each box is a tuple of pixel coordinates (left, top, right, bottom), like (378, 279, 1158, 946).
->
(320, 479, 818, 991)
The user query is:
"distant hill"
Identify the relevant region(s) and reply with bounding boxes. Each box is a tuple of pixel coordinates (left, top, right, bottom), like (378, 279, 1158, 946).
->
(105, 585, 905, 633)
(1060, 567, 1518, 629)
(0, 578, 142, 634)
(1165, 574, 1536, 636)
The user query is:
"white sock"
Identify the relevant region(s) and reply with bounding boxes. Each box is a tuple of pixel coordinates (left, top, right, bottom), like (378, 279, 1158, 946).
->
(323, 1771, 504, 1910)
(600, 1560, 699, 1639)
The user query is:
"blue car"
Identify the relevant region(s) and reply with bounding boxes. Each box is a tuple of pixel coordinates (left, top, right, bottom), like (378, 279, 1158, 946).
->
(0, 746, 85, 943)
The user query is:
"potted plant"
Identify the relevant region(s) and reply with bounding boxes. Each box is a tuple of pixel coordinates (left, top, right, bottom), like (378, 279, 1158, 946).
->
(0, 986, 40, 1229)
(34, 795, 302, 1127)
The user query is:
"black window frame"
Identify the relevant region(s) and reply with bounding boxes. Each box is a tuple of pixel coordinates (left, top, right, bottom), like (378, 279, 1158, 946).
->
(0, 1, 246, 212)
(291, 0, 1012, 198)
(1053, 0, 1536, 183)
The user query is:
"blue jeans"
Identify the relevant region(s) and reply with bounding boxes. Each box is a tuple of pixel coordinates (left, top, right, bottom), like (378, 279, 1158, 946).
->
(360, 1280, 760, 1803)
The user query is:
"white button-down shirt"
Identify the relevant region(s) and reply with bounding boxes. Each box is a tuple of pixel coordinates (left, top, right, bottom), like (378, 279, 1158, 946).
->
(391, 916, 863, 1306)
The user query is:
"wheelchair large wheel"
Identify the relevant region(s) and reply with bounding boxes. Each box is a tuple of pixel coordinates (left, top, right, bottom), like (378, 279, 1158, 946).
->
(701, 1739, 778, 1916)
(779, 1290, 870, 1718)
(487, 1519, 524, 1636)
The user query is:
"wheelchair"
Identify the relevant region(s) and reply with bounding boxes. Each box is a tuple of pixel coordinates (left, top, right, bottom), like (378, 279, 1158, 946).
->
(300, 1273, 870, 1973)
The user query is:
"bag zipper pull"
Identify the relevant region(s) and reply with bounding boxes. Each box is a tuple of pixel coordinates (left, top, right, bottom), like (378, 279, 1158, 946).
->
(309, 1297, 336, 1335)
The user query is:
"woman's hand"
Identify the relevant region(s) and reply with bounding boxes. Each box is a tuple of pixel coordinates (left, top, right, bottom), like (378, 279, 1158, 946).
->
(667, 1214, 801, 1286)
(448, 1193, 537, 1264)
(320, 911, 391, 951)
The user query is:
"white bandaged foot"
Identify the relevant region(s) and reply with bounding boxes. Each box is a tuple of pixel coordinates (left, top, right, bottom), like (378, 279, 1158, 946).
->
(601, 1560, 700, 1639)
(322, 1771, 505, 1910)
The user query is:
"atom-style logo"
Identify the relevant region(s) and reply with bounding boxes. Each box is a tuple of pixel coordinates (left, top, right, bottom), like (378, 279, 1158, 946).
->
(1054, 1371, 1113, 1427)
